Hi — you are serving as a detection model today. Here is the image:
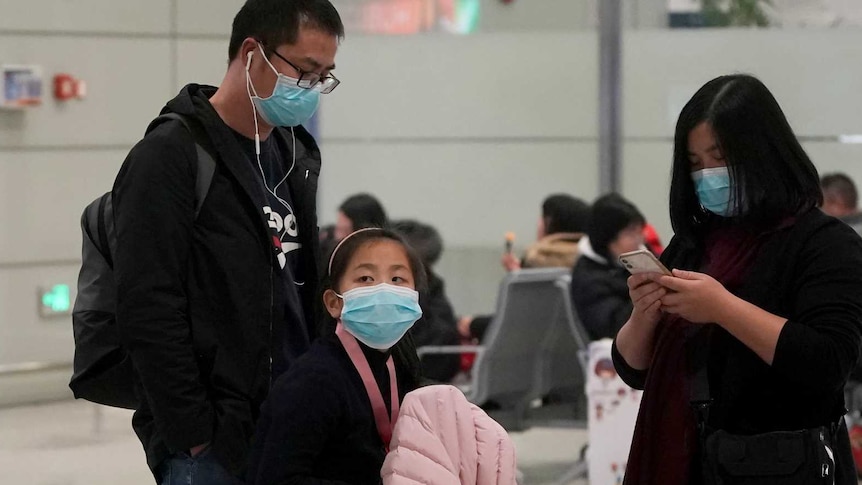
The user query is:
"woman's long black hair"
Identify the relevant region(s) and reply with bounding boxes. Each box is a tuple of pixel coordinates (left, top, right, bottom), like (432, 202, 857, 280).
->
(669, 74, 822, 241)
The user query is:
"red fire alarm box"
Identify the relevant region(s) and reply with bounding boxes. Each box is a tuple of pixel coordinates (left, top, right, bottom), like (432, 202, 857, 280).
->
(54, 73, 86, 101)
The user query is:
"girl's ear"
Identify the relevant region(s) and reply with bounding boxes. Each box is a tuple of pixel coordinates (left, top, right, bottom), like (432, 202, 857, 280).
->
(323, 289, 343, 319)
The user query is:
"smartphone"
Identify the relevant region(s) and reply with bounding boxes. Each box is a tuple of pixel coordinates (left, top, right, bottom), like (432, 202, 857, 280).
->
(618, 249, 672, 276)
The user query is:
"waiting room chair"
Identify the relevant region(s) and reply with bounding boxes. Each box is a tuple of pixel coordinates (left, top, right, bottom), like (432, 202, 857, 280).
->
(418, 268, 576, 430)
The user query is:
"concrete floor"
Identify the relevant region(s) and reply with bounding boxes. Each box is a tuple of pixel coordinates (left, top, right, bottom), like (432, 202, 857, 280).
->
(0, 399, 589, 485)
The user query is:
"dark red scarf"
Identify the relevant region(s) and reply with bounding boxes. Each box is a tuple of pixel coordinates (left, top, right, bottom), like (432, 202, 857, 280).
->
(622, 220, 789, 485)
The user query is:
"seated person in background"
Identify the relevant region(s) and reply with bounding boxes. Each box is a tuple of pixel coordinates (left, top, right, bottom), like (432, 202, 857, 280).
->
(247, 228, 424, 485)
(460, 194, 590, 341)
(335, 193, 388, 240)
(320, 193, 389, 275)
(570, 194, 646, 341)
(391, 219, 461, 382)
(821, 172, 862, 234)
(502, 193, 591, 271)
(821, 173, 862, 430)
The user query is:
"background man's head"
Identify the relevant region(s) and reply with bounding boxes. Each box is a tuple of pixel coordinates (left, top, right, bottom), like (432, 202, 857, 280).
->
(539, 194, 590, 239)
(588, 193, 646, 262)
(821, 172, 859, 218)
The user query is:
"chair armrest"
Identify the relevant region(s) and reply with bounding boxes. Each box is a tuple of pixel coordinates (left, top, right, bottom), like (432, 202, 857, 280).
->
(416, 345, 484, 358)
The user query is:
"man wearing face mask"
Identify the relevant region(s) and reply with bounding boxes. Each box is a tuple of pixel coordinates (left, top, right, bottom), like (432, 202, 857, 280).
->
(111, 1, 343, 483)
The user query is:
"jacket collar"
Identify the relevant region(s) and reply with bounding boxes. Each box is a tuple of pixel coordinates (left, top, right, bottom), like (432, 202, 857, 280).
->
(578, 236, 608, 265)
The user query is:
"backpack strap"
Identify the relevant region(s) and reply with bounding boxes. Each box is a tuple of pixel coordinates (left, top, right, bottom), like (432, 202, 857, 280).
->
(150, 112, 216, 219)
(95, 194, 113, 268)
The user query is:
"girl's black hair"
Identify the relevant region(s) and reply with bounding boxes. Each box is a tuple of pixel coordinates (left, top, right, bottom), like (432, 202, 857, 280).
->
(669, 74, 822, 241)
(324, 228, 427, 295)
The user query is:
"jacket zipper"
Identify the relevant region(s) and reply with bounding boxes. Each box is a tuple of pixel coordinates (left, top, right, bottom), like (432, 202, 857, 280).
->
(269, 254, 274, 385)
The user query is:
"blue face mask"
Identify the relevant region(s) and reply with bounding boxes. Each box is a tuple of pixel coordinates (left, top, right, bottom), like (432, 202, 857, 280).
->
(337, 284, 423, 350)
(247, 45, 320, 127)
(692, 167, 741, 217)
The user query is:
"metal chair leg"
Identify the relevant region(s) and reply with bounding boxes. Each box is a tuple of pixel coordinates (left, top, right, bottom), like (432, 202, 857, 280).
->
(552, 443, 588, 485)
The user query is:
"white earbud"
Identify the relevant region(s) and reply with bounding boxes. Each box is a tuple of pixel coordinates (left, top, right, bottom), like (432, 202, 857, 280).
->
(246, 50, 254, 71)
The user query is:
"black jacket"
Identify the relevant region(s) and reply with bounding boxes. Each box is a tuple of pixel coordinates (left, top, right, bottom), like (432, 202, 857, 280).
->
(614, 209, 862, 483)
(112, 84, 321, 477)
(570, 254, 632, 340)
(247, 337, 413, 485)
(412, 272, 461, 382)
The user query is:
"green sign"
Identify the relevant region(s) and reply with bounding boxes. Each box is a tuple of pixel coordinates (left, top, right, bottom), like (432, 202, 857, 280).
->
(41, 284, 71, 314)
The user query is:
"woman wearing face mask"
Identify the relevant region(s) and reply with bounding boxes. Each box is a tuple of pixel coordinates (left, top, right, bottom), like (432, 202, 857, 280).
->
(613, 74, 862, 484)
(246, 228, 425, 485)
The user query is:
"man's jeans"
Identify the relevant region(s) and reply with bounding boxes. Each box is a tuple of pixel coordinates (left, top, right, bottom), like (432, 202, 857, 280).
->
(157, 446, 244, 485)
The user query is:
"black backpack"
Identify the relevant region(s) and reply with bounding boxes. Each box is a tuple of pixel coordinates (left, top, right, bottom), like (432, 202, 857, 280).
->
(69, 113, 215, 409)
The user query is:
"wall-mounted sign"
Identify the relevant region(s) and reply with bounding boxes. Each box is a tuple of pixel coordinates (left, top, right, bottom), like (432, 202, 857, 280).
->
(1, 65, 43, 109)
(332, 0, 480, 35)
(39, 284, 72, 318)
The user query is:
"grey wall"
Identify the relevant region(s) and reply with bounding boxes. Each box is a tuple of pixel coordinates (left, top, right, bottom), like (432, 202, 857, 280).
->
(0, 0, 176, 404)
(1, 0, 861, 404)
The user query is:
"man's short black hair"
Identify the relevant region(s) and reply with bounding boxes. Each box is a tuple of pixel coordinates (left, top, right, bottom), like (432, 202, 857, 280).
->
(228, 0, 344, 62)
(588, 193, 645, 262)
(821, 172, 858, 210)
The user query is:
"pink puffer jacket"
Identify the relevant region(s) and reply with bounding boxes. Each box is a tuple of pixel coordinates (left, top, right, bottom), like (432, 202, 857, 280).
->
(382, 385, 517, 485)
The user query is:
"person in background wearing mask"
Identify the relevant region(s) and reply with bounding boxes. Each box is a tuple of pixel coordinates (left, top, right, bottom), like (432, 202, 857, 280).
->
(570, 194, 646, 341)
(247, 228, 424, 484)
(614, 74, 862, 484)
(821, 172, 862, 235)
(111, 1, 343, 482)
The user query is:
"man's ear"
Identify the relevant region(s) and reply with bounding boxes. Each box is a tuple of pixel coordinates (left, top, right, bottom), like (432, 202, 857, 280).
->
(323, 289, 343, 319)
(239, 37, 260, 68)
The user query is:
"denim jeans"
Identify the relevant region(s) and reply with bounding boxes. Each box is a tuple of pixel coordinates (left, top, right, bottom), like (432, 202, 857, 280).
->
(157, 446, 244, 485)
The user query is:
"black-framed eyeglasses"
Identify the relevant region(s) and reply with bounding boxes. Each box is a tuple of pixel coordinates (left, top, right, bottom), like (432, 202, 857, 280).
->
(266, 46, 340, 94)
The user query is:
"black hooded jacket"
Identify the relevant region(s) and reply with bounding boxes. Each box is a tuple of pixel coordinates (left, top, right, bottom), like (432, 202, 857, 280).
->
(112, 84, 322, 477)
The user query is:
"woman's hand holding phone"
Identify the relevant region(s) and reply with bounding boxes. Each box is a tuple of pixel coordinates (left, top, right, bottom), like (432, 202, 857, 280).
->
(654, 269, 733, 324)
(627, 274, 667, 329)
(616, 274, 668, 371)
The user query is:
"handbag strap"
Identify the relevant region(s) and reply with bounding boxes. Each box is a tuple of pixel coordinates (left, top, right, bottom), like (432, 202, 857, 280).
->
(688, 326, 714, 438)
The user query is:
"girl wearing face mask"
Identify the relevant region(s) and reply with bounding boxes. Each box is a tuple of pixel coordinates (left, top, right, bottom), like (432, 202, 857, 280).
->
(246, 228, 425, 485)
(613, 75, 862, 485)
